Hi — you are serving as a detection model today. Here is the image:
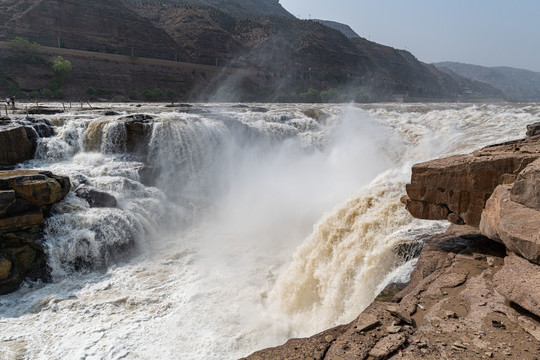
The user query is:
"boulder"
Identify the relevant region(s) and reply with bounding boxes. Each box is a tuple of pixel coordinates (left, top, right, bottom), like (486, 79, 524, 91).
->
(303, 108, 330, 122)
(404, 135, 540, 227)
(0, 170, 70, 295)
(526, 122, 540, 137)
(0, 125, 35, 165)
(493, 253, 540, 318)
(75, 185, 117, 208)
(480, 185, 540, 264)
(26, 106, 64, 115)
(510, 158, 540, 210)
(120, 114, 154, 155)
(1, 170, 71, 207)
(0, 119, 56, 165)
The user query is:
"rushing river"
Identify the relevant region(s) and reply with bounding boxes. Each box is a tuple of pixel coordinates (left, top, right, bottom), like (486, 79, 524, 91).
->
(0, 102, 537, 359)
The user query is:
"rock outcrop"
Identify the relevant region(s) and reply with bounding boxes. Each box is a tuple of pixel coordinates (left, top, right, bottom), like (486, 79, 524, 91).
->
(0, 118, 55, 166)
(480, 185, 540, 264)
(0, 170, 70, 295)
(402, 135, 540, 227)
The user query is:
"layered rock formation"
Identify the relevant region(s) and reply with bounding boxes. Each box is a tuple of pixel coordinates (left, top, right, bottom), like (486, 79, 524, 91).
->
(0, 170, 70, 294)
(402, 134, 540, 227)
(245, 124, 540, 359)
(0, 117, 55, 166)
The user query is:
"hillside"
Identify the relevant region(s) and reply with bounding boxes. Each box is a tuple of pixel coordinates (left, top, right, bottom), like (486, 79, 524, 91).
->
(434, 61, 540, 102)
(314, 20, 360, 38)
(0, 0, 504, 102)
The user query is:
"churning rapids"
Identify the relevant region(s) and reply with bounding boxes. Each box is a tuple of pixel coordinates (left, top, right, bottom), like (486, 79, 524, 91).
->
(0, 102, 538, 359)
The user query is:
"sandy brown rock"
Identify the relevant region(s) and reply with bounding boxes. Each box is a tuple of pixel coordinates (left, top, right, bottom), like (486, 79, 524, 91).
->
(0, 170, 70, 207)
(369, 333, 406, 359)
(510, 158, 540, 210)
(404, 136, 540, 227)
(526, 122, 540, 137)
(493, 253, 540, 318)
(480, 185, 540, 264)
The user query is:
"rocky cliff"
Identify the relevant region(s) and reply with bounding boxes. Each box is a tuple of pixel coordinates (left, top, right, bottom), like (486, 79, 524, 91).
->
(244, 123, 540, 359)
(0, 170, 70, 294)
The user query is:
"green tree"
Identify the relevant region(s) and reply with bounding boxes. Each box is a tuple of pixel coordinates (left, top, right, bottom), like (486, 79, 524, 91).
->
(8, 37, 39, 56)
(299, 88, 320, 103)
(320, 88, 337, 103)
(53, 56, 72, 78)
(166, 89, 177, 101)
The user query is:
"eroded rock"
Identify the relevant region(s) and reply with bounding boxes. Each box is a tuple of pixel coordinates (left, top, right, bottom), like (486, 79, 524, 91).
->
(493, 253, 540, 318)
(510, 158, 540, 210)
(404, 136, 540, 227)
(0, 170, 70, 294)
(480, 185, 540, 264)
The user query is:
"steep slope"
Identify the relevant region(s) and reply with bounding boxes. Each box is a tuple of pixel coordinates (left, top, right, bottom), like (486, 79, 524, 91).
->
(0, 0, 184, 61)
(314, 20, 360, 39)
(434, 62, 540, 101)
(125, 0, 293, 18)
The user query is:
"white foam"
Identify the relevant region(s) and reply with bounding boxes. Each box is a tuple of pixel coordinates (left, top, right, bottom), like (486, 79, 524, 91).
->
(1, 102, 538, 359)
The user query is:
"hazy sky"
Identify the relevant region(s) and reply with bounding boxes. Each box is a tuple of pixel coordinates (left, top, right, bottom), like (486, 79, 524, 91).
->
(279, 0, 540, 72)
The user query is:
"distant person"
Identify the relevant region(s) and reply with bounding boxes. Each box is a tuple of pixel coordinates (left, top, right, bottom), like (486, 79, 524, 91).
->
(5, 97, 10, 107)
(9, 96, 15, 109)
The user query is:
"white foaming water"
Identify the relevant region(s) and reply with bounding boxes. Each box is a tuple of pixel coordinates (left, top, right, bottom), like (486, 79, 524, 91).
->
(0, 102, 538, 359)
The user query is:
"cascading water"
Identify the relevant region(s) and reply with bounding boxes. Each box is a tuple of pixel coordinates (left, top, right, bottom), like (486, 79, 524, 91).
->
(0, 102, 538, 359)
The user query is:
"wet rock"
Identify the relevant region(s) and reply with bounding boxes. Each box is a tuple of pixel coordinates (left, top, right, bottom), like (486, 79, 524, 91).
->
(138, 164, 161, 187)
(0, 211, 44, 232)
(480, 185, 540, 264)
(0, 125, 35, 165)
(493, 253, 540, 318)
(119, 114, 154, 155)
(303, 108, 330, 122)
(75, 185, 117, 208)
(0, 170, 69, 294)
(526, 122, 540, 137)
(26, 106, 64, 115)
(0, 119, 56, 165)
(0, 190, 16, 216)
(1, 170, 70, 207)
(22, 118, 55, 138)
(250, 107, 268, 113)
(0, 256, 11, 281)
(368, 333, 406, 359)
(103, 111, 121, 116)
